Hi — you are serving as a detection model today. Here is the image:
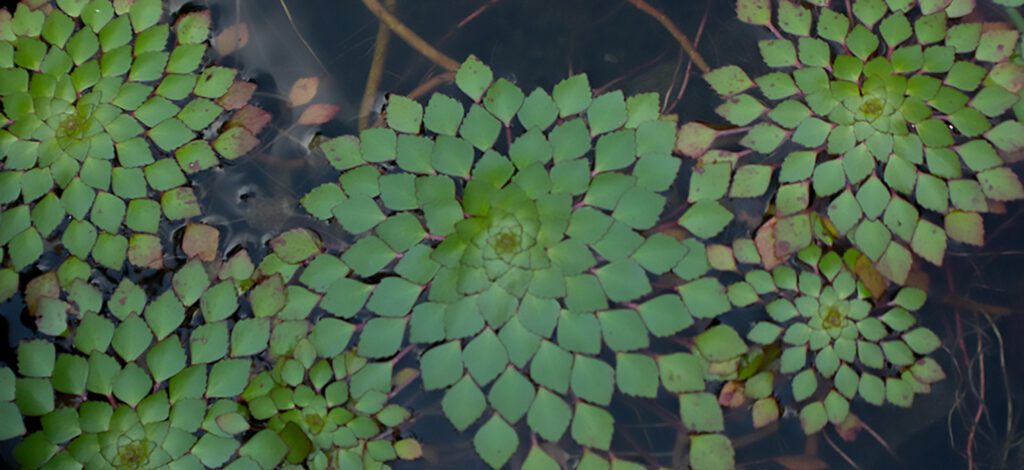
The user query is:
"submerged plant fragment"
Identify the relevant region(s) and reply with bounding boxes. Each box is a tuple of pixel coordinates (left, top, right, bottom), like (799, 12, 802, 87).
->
(0, 0, 264, 277)
(701, 0, 1024, 283)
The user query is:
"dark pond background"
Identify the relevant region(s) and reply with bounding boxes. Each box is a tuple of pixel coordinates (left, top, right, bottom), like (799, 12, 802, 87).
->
(4, 0, 1024, 468)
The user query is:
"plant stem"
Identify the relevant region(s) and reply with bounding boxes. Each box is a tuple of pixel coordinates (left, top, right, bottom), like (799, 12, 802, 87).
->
(625, 0, 710, 74)
(360, 0, 461, 73)
(360, 0, 397, 130)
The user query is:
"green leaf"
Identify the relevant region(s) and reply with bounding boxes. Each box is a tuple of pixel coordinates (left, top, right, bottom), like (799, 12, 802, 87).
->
(694, 324, 747, 362)
(658, 353, 705, 393)
(489, 367, 536, 423)
(678, 277, 731, 319)
(112, 314, 154, 362)
(736, 0, 771, 26)
(595, 259, 652, 303)
(678, 200, 734, 239)
(421, 341, 463, 390)
(207, 359, 250, 398)
(530, 341, 572, 394)
(679, 392, 724, 432)
(386, 94, 423, 134)
(230, 318, 270, 357)
(571, 355, 614, 406)
(484, 78, 525, 125)
(442, 375, 486, 431)
(474, 415, 518, 469)
(704, 66, 754, 97)
(616, 353, 659, 397)
(17, 340, 55, 378)
(911, 219, 947, 266)
(690, 434, 735, 470)
(456, 55, 493, 102)
(571, 402, 614, 450)
(552, 74, 592, 117)
(527, 388, 572, 442)
(423, 93, 464, 136)
(587, 90, 627, 135)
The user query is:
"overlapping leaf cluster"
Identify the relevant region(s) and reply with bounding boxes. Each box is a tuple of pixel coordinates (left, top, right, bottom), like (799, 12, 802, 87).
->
(301, 56, 726, 468)
(0, 0, 264, 284)
(1, 224, 420, 469)
(697, 0, 1024, 284)
(736, 246, 944, 434)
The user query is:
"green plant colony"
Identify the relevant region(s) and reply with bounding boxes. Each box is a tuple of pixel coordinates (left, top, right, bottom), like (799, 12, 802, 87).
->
(2, 0, 1023, 469)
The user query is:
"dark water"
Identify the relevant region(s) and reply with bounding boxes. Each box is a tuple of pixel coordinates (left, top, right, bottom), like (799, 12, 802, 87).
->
(3, 0, 1024, 468)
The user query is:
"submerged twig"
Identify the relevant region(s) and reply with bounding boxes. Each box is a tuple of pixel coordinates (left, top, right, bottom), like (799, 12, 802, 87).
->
(407, 72, 456, 100)
(458, 0, 501, 29)
(277, 0, 329, 73)
(625, 0, 710, 74)
(667, 1, 710, 111)
(360, 0, 461, 73)
(824, 431, 861, 470)
(967, 326, 986, 470)
(983, 313, 1013, 468)
(360, 0, 397, 130)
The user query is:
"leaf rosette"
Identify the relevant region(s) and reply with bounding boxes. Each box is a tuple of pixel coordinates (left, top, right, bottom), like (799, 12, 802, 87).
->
(0, 0, 262, 276)
(739, 246, 945, 434)
(241, 351, 420, 470)
(700, 0, 1024, 283)
(302, 56, 703, 467)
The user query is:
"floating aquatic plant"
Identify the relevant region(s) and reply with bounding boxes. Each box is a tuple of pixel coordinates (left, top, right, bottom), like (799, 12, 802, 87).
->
(696, 0, 1024, 283)
(738, 246, 944, 434)
(0, 0, 263, 280)
(241, 350, 421, 469)
(303, 56, 707, 468)
(2, 224, 420, 469)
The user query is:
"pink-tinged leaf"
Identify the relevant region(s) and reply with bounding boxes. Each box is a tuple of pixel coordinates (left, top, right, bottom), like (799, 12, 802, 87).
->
(25, 272, 60, 315)
(677, 122, 719, 158)
(228, 105, 272, 134)
(162, 188, 202, 220)
(876, 242, 912, 285)
(219, 250, 255, 282)
(773, 213, 811, 260)
(718, 381, 746, 408)
(214, 127, 260, 159)
(0, 10, 13, 42)
(183, 224, 221, 262)
(755, 218, 782, 270)
(176, 10, 212, 45)
(128, 234, 164, 269)
(298, 104, 340, 125)
(215, 23, 250, 56)
(217, 81, 257, 111)
(289, 77, 320, 107)
(835, 414, 862, 442)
